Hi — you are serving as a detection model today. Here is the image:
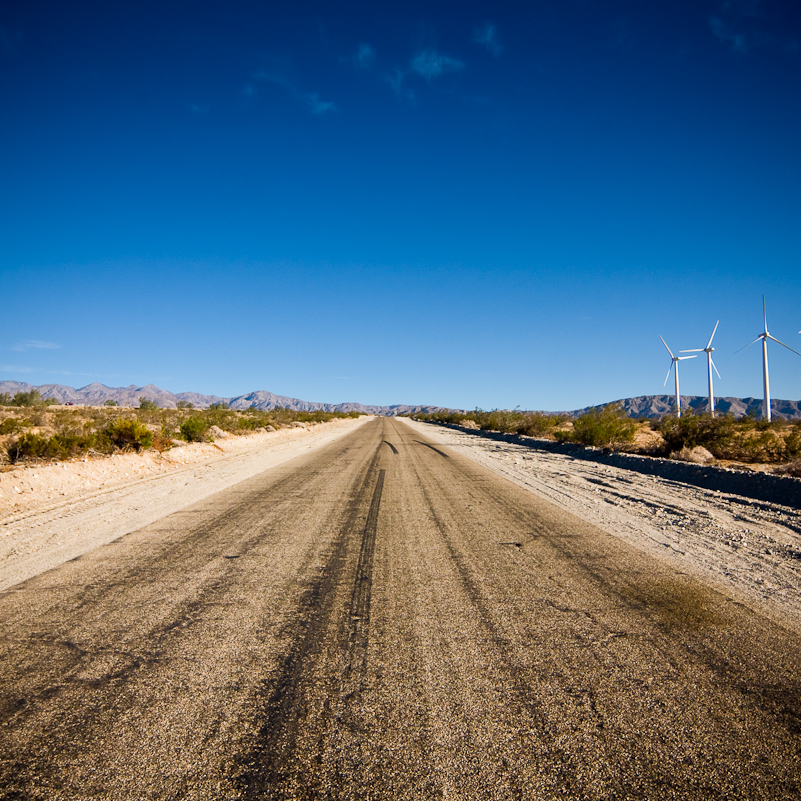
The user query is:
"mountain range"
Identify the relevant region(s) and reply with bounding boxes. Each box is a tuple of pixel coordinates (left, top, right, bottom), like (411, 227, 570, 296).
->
(1, 381, 800, 421)
(0, 381, 440, 416)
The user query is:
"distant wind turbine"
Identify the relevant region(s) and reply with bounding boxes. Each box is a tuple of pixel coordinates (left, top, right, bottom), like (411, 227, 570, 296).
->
(736, 296, 801, 421)
(680, 321, 721, 416)
(660, 336, 696, 418)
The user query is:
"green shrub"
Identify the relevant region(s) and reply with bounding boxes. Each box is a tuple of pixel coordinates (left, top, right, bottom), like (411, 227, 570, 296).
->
(0, 418, 25, 435)
(12, 390, 44, 407)
(104, 399, 119, 407)
(180, 416, 209, 442)
(6, 431, 95, 463)
(102, 418, 153, 451)
(0, 393, 12, 406)
(176, 400, 194, 409)
(657, 413, 739, 456)
(516, 412, 562, 437)
(557, 403, 637, 449)
(138, 397, 158, 410)
(656, 413, 801, 462)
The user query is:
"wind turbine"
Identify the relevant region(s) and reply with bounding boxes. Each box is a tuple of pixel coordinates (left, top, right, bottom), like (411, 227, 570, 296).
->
(660, 336, 696, 417)
(737, 296, 801, 421)
(680, 321, 721, 416)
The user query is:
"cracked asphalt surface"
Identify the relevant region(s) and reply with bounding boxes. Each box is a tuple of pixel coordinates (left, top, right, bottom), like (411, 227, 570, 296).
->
(1, 417, 799, 799)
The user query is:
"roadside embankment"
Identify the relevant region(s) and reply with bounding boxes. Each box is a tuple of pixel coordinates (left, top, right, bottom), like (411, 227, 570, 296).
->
(424, 421, 801, 508)
(0, 416, 372, 591)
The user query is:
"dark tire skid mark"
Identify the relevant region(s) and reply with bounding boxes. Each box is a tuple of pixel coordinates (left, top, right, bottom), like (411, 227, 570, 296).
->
(234, 453, 385, 800)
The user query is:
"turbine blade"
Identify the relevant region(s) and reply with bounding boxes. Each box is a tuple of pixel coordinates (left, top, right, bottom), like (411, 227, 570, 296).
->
(680, 348, 704, 353)
(767, 333, 801, 357)
(706, 320, 719, 349)
(678, 355, 697, 360)
(711, 357, 721, 379)
(763, 295, 768, 333)
(664, 363, 672, 386)
(660, 335, 674, 358)
(734, 335, 762, 354)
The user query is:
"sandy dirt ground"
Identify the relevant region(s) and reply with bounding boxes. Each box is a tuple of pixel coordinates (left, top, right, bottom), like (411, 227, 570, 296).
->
(3, 413, 800, 636)
(0, 416, 371, 591)
(402, 418, 801, 636)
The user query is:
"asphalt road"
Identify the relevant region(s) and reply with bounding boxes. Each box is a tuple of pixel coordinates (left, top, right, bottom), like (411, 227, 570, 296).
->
(1, 417, 799, 800)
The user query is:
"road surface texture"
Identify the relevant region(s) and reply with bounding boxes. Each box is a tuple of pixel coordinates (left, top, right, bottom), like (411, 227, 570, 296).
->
(1, 417, 799, 800)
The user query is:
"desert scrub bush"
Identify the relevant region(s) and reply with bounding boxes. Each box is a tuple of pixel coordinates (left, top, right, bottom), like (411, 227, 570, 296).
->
(657, 413, 739, 457)
(0, 418, 26, 435)
(557, 403, 637, 449)
(6, 431, 96, 463)
(12, 390, 44, 407)
(101, 418, 153, 452)
(516, 412, 563, 437)
(180, 416, 209, 442)
(657, 413, 800, 463)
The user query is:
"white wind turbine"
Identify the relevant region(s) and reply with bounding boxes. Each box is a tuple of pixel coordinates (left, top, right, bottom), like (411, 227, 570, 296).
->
(660, 336, 696, 417)
(680, 321, 721, 416)
(737, 296, 801, 421)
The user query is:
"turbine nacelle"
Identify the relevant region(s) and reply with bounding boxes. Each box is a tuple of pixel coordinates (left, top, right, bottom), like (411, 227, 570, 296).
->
(736, 297, 801, 421)
(660, 336, 695, 417)
(680, 321, 721, 415)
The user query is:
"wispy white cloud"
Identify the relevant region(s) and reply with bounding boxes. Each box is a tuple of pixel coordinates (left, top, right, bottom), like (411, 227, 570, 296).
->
(306, 93, 336, 115)
(472, 23, 502, 56)
(0, 364, 37, 374)
(709, 0, 778, 53)
(253, 71, 337, 115)
(10, 340, 60, 352)
(710, 16, 751, 52)
(384, 68, 405, 97)
(410, 49, 465, 81)
(382, 68, 417, 103)
(354, 43, 376, 71)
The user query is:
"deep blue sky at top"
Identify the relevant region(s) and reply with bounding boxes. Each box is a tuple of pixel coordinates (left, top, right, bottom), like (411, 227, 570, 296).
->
(2, 1, 800, 409)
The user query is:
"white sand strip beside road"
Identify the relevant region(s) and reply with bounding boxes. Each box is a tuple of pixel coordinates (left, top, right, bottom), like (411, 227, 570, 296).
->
(403, 418, 801, 635)
(0, 416, 372, 592)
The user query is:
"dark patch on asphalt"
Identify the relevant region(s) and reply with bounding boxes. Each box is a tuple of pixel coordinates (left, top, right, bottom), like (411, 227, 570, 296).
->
(233, 452, 386, 799)
(415, 441, 450, 458)
(346, 468, 385, 682)
(382, 440, 399, 455)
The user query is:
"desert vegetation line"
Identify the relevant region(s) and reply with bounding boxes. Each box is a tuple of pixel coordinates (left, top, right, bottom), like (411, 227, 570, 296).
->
(408, 404, 801, 471)
(0, 392, 360, 465)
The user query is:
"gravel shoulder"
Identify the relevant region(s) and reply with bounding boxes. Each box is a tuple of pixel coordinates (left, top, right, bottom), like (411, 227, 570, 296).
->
(0, 416, 372, 591)
(402, 418, 801, 636)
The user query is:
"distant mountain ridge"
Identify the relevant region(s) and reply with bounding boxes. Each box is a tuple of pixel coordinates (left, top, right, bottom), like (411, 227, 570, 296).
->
(1, 381, 799, 420)
(570, 395, 801, 421)
(0, 381, 440, 417)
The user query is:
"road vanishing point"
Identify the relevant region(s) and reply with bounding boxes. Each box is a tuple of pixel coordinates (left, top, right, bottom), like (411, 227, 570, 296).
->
(1, 417, 799, 800)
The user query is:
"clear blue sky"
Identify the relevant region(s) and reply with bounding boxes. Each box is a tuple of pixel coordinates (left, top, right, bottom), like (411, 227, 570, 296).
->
(2, 1, 800, 410)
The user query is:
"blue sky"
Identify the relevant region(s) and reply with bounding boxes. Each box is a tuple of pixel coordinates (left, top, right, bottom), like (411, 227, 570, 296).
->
(2, 1, 800, 410)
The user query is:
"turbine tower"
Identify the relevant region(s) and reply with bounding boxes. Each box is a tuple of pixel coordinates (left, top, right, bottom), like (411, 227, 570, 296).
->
(660, 336, 696, 417)
(680, 321, 721, 416)
(737, 296, 801, 421)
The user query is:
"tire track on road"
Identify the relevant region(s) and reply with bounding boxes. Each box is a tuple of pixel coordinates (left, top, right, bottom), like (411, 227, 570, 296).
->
(235, 440, 387, 800)
(344, 467, 385, 687)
